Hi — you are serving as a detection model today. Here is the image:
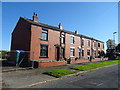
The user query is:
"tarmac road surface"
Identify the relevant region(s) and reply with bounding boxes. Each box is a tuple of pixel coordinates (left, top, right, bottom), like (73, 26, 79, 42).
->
(31, 64, 119, 88)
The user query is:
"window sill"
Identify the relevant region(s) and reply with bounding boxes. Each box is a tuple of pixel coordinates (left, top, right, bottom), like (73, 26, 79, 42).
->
(39, 56, 48, 58)
(40, 39, 48, 41)
(70, 56, 74, 57)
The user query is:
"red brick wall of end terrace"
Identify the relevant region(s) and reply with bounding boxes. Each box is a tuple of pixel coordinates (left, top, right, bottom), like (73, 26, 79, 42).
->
(11, 18, 31, 51)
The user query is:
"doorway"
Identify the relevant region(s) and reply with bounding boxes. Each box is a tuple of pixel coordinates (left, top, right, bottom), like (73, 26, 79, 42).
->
(56, 47, 60, 61)
(78, 48, 81, 59)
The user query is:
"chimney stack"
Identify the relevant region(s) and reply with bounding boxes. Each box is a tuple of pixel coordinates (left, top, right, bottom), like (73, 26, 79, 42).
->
(33, 12, 38, 22)
(75, 30, 78, 34)
(58, 23, 63, 30)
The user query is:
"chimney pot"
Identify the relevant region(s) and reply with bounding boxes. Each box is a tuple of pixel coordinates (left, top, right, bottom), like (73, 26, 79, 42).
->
(59, 23, 63, 30)
(75, 30, 78, 34)
(33, 12, 38, 22)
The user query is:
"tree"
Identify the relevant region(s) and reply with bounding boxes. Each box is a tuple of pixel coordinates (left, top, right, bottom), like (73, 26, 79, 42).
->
(0, 50, 9, 59)
(106, 39, 115, 49)
(106, 39, 116, 60)
(115, 43, 120, 59)
(100, 51, 105, 56)
(116, 43, 120, 52)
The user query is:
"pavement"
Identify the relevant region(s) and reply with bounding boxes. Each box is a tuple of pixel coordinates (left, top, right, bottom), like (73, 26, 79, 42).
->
(2, 59, 111, 88)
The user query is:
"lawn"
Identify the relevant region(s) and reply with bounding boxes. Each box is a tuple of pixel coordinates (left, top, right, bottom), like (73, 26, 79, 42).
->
(70, 60, 120, 71)
(45, 69, 76, 77)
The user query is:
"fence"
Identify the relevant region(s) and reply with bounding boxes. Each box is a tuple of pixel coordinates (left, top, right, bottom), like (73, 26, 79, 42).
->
(2, 50, 37, 69)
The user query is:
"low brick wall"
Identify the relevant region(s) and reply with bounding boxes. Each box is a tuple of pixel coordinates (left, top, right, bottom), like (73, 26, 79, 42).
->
(92, 58, 108, 62)
(93, 58, 101, 61)
(39, 61, 67, 67)
(38, 58, 108, 67)
(71, 59, 89, 64)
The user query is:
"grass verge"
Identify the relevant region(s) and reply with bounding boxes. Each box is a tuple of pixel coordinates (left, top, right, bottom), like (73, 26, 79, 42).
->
(45, 69, 76, 77)
(70, 60, 120, 71)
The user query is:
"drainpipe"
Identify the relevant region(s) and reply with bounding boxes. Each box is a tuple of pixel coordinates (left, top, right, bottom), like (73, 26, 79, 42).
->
(59, 31, 62, 60)
(80, 35, 83, 59)
(91, 38, 93, 58)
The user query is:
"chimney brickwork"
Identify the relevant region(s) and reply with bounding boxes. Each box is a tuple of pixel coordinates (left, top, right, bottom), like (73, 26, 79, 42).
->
(33, 12, 38, 22)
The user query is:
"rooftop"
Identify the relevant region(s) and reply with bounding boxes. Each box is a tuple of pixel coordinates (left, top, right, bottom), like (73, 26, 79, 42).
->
(20, 17, 104, 43)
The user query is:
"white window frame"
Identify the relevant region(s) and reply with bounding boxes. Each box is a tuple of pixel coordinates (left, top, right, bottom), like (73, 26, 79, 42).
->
(94, 41, 96, 48)
(87, 48, 90, 56)
(70, 35, 74, 44)
(70, 47, 75, 57)
(61, 34, 65, 44)
(81, 48, 84, 56)
(78, 47, 81, 58)
(98, 42, 100, 47)
(87, 40, 90, 46)
(81, 39, 84, 47)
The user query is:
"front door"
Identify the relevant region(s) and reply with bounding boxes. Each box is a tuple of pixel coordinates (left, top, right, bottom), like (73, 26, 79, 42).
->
(56, 47, 60, 61)
(78, 48, 81, 59)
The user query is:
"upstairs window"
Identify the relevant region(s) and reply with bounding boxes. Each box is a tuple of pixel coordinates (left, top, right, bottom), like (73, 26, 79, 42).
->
(70, 36, 74, 44)
(94, 42, 96, 47)
(98, 43, 100, 47)
(70, 48, 75, 57)
(82, 39, 84, 46)
(87, 40, 90, 46)
(40, 44, 48, 57)
(41, 28, 48, 41)
(61, 34, 65, 44)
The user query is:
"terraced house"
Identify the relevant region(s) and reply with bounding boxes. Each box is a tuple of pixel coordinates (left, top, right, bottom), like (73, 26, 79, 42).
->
(11, 13, 104, 67)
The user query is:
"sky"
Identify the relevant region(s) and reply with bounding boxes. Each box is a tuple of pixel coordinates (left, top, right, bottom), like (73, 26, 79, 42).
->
(2, 2, 118, 51)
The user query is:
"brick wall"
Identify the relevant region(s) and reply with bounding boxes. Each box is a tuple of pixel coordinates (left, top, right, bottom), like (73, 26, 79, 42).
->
(65, 33, 81, 59)
(11, 17, 104, 67)
(11, 17, 31, 51)
(39, 61, 67, 67)
(30, 25, 61, 61)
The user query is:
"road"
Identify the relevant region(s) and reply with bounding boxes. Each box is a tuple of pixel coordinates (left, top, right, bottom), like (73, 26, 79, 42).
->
(31, 64, 119, 88)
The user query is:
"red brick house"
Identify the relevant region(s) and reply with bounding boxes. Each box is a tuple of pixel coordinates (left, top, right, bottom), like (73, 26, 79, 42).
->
(11, 13, 104, 67)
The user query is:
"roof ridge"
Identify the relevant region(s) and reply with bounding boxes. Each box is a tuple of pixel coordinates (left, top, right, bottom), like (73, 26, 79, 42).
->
(20, 17, 104, 43)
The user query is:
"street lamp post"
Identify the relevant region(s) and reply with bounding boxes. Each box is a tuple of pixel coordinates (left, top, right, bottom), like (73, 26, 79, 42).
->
(113, 32, 117, 47)
(113, 32, 117, 59)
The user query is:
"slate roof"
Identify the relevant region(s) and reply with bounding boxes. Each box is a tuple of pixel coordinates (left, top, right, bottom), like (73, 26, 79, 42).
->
(20, 17, 104, 43)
